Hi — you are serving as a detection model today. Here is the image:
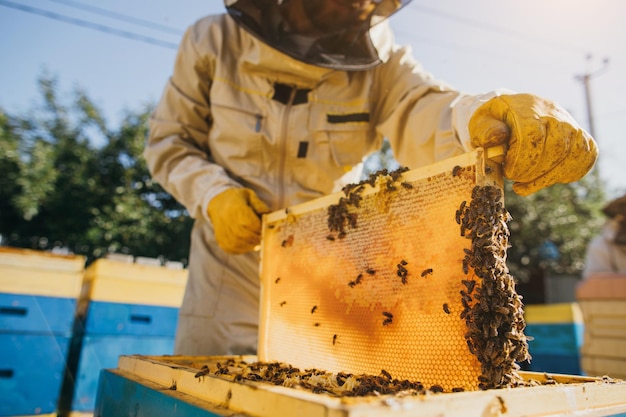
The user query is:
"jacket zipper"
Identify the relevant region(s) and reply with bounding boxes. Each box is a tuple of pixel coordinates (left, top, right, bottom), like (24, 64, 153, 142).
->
(277, 86, 298, 209)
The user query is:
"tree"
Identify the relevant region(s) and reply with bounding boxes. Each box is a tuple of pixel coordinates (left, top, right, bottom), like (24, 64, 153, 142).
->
(0, 75, 192, 264)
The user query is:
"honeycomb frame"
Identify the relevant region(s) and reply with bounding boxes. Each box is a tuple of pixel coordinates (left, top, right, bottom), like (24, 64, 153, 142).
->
(258, 147, 511, 391)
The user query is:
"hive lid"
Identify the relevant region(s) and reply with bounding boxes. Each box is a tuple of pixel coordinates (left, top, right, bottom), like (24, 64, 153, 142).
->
(258, 147, 523, 391)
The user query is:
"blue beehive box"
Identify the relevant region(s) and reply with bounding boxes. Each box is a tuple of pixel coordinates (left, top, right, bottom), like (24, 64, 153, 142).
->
(523, 303, 584, 375)
(0, 247, 84, 417)
(65, 258, 187, 413)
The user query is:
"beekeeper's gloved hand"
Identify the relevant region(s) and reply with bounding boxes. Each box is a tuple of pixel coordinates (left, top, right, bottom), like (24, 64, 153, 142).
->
(469, 93, 598, 196)
(207, 188, 270, 254)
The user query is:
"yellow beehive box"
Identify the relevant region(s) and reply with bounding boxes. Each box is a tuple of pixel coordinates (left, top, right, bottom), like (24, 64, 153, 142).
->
(78, 258, 188, 312)
(0, 247, 85, 298)
(524, 302, 583, 324)
(576, 277, 626, 379)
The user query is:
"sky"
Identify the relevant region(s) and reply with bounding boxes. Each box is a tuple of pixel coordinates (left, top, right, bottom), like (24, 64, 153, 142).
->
(1, 0, 625, 197)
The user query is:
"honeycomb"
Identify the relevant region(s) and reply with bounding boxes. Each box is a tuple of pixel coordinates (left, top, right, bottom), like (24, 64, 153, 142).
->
(259, 148, 523, 391)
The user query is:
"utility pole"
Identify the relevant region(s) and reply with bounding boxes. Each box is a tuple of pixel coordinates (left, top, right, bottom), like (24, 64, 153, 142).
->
(574, 54, 609, 139)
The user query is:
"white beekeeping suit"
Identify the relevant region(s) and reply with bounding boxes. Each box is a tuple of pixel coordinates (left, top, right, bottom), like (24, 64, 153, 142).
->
(144, 0, 597, 355)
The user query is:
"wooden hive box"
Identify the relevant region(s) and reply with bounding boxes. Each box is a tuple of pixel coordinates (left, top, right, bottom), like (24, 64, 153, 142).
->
(576, 277, 626, 379)
(94, 354, 626, 417)
(0, 247, 85, 298)
(257, 147, 531, 391)
(79, 258, 188, 309)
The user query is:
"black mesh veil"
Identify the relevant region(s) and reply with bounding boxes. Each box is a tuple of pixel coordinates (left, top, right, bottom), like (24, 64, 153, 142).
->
(224, 0, 411, 71)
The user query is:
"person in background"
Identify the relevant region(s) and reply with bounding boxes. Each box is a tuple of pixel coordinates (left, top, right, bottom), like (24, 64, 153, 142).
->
(144, 0, 598, 356)
(583, 194, 626, 280)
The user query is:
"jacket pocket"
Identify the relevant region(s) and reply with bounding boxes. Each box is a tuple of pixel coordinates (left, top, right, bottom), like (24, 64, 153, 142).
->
(209, 102, 265, 178)
(308, 104, 376, 168)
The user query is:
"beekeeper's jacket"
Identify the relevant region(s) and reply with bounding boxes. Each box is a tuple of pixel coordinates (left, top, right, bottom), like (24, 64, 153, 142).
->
(144, 13, 491, 355)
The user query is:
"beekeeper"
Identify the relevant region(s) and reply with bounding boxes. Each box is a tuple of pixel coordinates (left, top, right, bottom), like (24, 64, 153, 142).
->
(583, 194, 626, 280)
(144, 0, 598, 355)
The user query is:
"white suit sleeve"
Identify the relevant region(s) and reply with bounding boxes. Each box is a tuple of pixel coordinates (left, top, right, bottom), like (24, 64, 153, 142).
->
(373, 44, 512, 168)
(144, 18, 240, 221)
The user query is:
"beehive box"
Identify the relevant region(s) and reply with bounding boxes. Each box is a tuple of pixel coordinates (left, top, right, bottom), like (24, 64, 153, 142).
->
(258, 147, 532, 392)
(576, 277, 626, 379)
(0, 247, 85, 298)
(0, 247, 85, 417)
(523, 303, 583, 375)
(94, 354, 626, 417)
(65, 258, 188, 414)
(77, 257, 188, 315)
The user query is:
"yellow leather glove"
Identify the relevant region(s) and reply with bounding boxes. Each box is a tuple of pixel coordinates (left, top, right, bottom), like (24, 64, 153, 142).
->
(207, 188, 270, 254)
(469, 94, 598, 196)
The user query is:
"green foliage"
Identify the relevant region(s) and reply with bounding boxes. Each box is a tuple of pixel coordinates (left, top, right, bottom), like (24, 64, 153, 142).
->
(505, 173, 606, 282)
(0, 75, 192, 264)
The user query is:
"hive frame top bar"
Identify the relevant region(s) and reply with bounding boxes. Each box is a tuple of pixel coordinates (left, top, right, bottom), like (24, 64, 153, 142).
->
(264, 146, 505, 224)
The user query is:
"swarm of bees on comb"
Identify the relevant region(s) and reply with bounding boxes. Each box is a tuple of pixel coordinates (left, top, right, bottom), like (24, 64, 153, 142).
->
(456, 184, 531, 389)
(250, 165, 534, 395)
(192, 358, 464, 396)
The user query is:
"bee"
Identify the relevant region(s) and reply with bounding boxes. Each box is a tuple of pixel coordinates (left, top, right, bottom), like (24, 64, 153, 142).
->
(381, 369, 392, 380)
(421, 268, 433, 277)
(332, 334, 338, 345)
(281, 235, 294, 247)
(336, 373, 348, 387)
(443, 303, 450, 314)
(462, 258, 469, 274)
(215, 367, 229, 375)
(400, 181, 413, 189)
(397, 265, 408, 285)
(400, 259, 408, 265)
(194, 365, 209, 378)
(430, 384, 444, 393)
(275, 277, 281, 284)
(366, 268, 376, 275)
(314, 322, 320, 327)
(355, 273, 363, 284)
(280, 301, 287, 307)
(326, 235, 335, 241)
(462, 279, 476, 293)
(460, 290, 472, 304)
(452, 165, 462, 177)
(311, 305, 317, 314)
(382, 311, 393, 326)
(494, 306, 510, 315)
